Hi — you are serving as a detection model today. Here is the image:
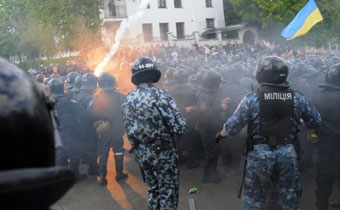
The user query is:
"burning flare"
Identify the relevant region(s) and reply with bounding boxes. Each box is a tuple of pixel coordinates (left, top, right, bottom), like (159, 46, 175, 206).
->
(94, 0, 151, 76)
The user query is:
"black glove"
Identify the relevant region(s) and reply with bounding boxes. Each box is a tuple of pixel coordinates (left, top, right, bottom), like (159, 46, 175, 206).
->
(215, 131, 227, 143)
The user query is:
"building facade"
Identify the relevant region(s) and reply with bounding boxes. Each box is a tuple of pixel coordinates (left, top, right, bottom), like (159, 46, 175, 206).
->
(100, 0, 226, 47)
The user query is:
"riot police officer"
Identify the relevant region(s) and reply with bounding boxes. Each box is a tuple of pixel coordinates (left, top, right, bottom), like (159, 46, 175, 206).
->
(168, 68, 203, 169)
(47, 78, 87, 181)
(76, 73, 99, 175)
(65, 71, 79, 98)
(122, 57, 187, 210)
(0, 57, 74, 209)
(70, 74, 82, 100)
(92, 72, 128, 184)
(313, 63, 340, 210)
(35, 73, 46, 84)
(195, 70, 226, 183)
(216, 56, 321, 210)
(161, 67, 177, 92)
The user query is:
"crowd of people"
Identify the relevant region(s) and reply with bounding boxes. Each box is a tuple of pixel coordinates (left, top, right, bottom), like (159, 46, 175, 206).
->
(9, 41, 340, 209)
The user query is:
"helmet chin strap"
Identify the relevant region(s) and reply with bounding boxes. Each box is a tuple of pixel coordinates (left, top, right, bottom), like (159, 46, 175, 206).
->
(261, 81, 291, 88)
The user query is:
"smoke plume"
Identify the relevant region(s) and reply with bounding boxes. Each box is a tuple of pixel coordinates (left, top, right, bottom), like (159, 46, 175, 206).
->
(94, 0, 151, 76)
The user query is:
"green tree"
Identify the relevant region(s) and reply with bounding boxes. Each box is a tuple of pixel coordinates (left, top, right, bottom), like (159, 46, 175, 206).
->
(26, 0, 103, 55)
(0, 0, 26, 58)
(228, 0, 304, 42)
(223, 0, 242, 26)
(0, 0, 103, 59)
(227, 0, 340, 47)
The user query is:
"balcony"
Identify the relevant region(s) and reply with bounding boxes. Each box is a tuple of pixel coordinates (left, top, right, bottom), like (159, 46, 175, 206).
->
(103, 0, 127, 19)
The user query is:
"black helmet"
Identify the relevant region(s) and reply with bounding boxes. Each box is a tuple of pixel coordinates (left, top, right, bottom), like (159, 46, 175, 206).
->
(0, 59, 75, 210)
(323, 63, 340, 87)
(74, 75, 82, 89)
(319, 64, 329, 73)
(256, 56, 288, 84)
(131, 57, 161, 85)
(35, 73, 46, 83)
(326, 56, 340, 69)
(200, 70, 222, 91)
(81, 73, 98, 90)
(98, 72, 116, 90)
(27, 69, 37, 78)
(239, 77, 257, 91)
(0, 61, 76, 210)
(47, 78, 64, 96)
(174, 68, 189, 84)
(0, 57, 55, 170)
(66, 71, 79, 86)
(164, 67, 177, 84)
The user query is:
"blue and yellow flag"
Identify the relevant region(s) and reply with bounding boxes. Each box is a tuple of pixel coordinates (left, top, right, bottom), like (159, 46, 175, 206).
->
(281, 0, 323, 40)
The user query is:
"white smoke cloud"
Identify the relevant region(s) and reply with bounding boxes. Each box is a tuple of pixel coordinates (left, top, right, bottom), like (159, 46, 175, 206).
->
(94, 0, 151, 76)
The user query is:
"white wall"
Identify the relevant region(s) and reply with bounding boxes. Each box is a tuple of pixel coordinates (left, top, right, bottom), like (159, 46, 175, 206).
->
(121, 0, 225, 39)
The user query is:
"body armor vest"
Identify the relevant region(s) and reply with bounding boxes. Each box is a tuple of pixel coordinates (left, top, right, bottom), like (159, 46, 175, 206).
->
(257, 85, 294, 138)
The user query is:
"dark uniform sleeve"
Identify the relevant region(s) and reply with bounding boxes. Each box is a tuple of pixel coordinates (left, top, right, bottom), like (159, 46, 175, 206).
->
(222, 92, 257, 136)
(295, 92, 321, 129)
(157, 94, 187, 138)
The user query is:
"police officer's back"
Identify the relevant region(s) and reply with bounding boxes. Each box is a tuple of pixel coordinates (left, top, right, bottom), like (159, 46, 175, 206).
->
(122, 57, 187, 210)
(47, 78, 86, 181)
(169, 68, 203, 169)
(312, 63, 340, 210)
(75, 73, 99, 175)
(70, 74, 82, 100)
(92, 72, 128, 184)
(65, 71, 80, 99)
(216, 56, 321, 210)
(195, 70, 226, 183)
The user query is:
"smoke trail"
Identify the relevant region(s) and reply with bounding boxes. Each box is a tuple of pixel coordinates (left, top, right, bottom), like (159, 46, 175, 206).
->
(94, 0, 151, 76)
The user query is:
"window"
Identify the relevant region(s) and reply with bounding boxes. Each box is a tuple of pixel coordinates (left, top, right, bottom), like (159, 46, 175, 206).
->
(206, 0, 212, 7)
(206, 18, 214, 28)
(176, 22, 185, 39)
(158, 0, 166, 8)
(142, 24, 153, 42)
(174, 0, 182, 8)
(159, 23, 169, 41)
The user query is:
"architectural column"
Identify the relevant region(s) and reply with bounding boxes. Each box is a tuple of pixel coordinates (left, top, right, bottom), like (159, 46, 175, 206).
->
(193, 31, 200, 43)
(217, 31, 222, 44)
(138, 34, 144, 45)
(167, 32, 173, 44)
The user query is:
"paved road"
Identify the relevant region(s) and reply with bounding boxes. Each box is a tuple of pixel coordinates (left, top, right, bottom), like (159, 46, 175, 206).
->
(52, 141, 340, 210)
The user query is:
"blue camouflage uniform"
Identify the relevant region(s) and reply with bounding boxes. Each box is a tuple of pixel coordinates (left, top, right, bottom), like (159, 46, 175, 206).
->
(122, 83, 187, 210)
(222, 90, 321, 210)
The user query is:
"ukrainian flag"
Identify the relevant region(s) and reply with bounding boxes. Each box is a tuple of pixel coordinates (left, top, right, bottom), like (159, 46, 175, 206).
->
(281, 0, 323, 40)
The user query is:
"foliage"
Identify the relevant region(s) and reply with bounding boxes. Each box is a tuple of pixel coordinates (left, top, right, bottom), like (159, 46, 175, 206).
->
(18, 56, 79, 71)
(26, 0, 103, 50)
(0, 0, 25, 58)
(227, 0, 340, 47)
(223, 0, 242, 26)
(0, 0, 103, 59)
